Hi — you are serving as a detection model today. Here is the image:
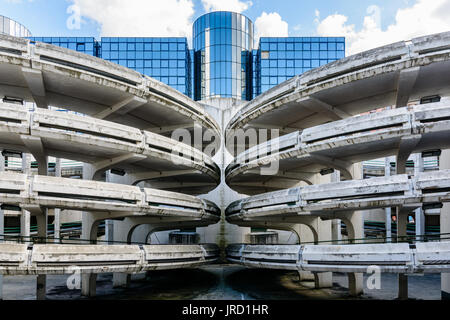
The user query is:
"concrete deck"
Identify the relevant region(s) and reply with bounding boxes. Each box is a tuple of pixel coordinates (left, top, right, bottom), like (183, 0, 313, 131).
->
(226, 170, 450, 220)
(0, 102, 220, 194)
(226, 31, 450, 142)
(0, 172, 220, 222)
(226, 102, 450, 194)
(226, 242, 450, 274)
(0, 243, 219, 275)
(0, 34, 220, 142)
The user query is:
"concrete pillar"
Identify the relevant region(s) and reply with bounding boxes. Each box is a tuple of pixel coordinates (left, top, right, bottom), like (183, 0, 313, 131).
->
(340, 211, 364, 296)
(397, 207, 409, 300)
(331, 170, 342, 242)
(36, 212, 47, 300)
(414, 153, 425, 241)
(112, 218, 136, 288)
(0, 152, 4, 299)
(0, 206, 3, 300)
(0, 152, 4, 171)
(80, 164, 100, 297)
(20, 210, 30, 243)
(21, 153, 32, 241)
(385, 157, 392, 242)
(441, 149, 450, 300)
(54, 158, 61, 243)
(81, 212, 100, 297)
(293, 219, 332, 287)
(112, 218, 153, 288)
(105, 171, 114, 244)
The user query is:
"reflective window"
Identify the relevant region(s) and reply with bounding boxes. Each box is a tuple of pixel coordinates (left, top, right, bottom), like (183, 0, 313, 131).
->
(193, 11, 253, 100)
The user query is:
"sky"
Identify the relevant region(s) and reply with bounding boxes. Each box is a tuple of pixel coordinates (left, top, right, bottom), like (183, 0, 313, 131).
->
(2, 0, 450, 55)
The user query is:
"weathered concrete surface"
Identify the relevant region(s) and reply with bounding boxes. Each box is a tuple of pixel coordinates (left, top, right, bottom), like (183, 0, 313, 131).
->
(226, 31, 450, 139)
(226, 242, 450, 274)
(0, 243, 219, 275)
(440, 149, 450, 299)
(226, 170, 450, 219)
(0, 102, 220, 194)
(0, 172, 220, 222)
(0, 34, 220, 140)
(226, 103, 450, 194)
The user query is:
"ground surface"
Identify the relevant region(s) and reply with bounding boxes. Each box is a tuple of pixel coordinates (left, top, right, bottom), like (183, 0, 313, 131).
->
(0, 264, 442, 300)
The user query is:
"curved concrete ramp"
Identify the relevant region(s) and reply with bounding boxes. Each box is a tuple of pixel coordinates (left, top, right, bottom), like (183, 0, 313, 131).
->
(226, 242, 450, 274)
(226, 170, 450, 220)
(0, 243, 219, 275)
(226, 102, 450, 194)
(0, 35, 220, 141)
(0, 102, 220, 194)
(0, 172, 220, 222)
(226, 31, 450, 141)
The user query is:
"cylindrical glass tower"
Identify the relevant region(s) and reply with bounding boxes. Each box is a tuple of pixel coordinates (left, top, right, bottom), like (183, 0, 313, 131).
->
(0, 15, 31, 37)
(193, 11, 253, 101)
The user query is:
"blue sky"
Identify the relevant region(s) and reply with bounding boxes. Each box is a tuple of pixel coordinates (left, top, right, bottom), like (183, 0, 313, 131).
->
(1, 0, 450, 54)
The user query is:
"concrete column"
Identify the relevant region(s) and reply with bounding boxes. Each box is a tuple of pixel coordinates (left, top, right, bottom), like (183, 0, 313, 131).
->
(0, 206, 3, 300)
(81, 211, 100, 297)
(441, 149, 450, 300)
(397, 207, 409, 300)
(105, 171, 113, 244)
(293, 219, 332, 287)
(385, 157, 392, 242)
(347, 163, 364, 296)
(36, 211, 47, 300)
(20, 210, 30, 243)
(395, 147, 412, 300)
(54, 158, 61, 243)
(331, 170, 342, 242)
(21, 155, 31, 244)
(340, 211, 364, 296)
(112, 218, 153, 288)
(0, 152, 4, 299)
(414, 153, 425, 241)
(80, 164, 100, 297)
(0, 152, 4, 171)
(112, 219, 136, 288)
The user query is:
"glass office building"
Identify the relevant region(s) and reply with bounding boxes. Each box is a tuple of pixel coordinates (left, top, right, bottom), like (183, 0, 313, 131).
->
(100, 37, 191, 97)
(1, 15, 31, 37)
(193, 11, 253, 101)
(29, 37, 98, 56)
(27, 11, 345, 101)
(254, 37, 345, 98)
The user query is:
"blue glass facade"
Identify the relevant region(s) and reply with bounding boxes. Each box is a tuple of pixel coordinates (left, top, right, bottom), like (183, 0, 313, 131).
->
(29, 37, 98, 56)
(28, 11, 345, 102)
(100, 37, 191, 97)
(193, 11, 253, 101)
(254, 37, 345, 98)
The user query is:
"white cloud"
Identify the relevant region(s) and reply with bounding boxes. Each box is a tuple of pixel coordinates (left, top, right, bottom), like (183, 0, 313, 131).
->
(254, 12, 288, 44)
(201, 0, 252, 13)
(316, 0, 450, 55)
(70, 0, 195, 38)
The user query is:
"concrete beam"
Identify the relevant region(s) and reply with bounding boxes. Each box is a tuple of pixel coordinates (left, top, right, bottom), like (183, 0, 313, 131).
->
(308, 154, 353, 180)
(396, 135, 422, 174)
(21, 67, 47, 109)
(129, 169, 199, 185)
(92, 96, 147, 120)
(395, 67, 420, 108)
(90, 153, 147, 181)
(146, 123, 194, 134)
(20, 136, 48, 175)
(306, 96, 352, 120)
